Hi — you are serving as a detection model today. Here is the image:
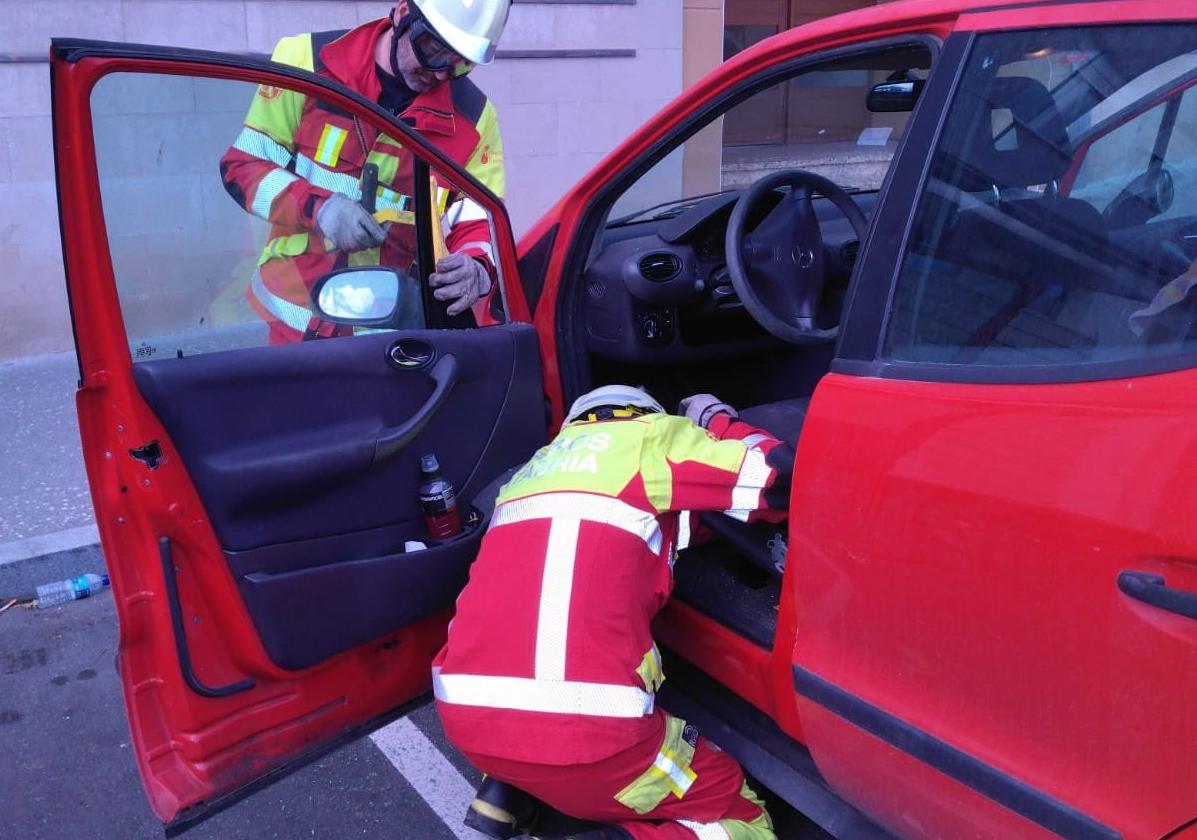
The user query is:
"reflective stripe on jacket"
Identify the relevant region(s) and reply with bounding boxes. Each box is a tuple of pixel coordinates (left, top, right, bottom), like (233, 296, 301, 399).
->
(219, 19, 505, 339)
(433, 412, 794, 765)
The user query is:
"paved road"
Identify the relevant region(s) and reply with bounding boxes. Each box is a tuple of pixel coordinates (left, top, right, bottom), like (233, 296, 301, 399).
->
(0, 351, 94, 548)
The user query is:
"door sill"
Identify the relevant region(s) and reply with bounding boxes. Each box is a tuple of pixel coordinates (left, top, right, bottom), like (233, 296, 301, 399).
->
(659, 652, 893, 840)
(672, 539, 779, 649)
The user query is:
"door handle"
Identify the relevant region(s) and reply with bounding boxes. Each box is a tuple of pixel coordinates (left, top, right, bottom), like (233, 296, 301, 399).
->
(373, 352, 458, 465)
(1117, 570, 1197, 619)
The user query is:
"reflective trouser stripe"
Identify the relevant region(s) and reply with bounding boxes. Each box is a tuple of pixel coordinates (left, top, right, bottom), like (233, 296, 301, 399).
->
(677, 821, 731, 840)
(653, 749, 697, 798)
(233, 126, 293, 167)
(251, 168, 299, 220)
(250, 270, 311, 332)
(432, 668, 655, 718)
(491, 492, 663, 553)
(723, 448, 771, 523)
(614, 714, 698, 814)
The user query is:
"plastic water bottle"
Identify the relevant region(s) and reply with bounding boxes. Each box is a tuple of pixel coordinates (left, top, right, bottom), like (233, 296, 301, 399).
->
(36, 573, 110, 609)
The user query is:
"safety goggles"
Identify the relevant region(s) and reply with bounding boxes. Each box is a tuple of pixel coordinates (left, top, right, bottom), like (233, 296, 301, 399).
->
(409, 15, 472, 74)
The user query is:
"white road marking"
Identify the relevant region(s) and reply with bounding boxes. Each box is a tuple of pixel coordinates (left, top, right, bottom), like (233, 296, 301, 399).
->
(370, 717, 489, 840)
(0, 524, 99, 566)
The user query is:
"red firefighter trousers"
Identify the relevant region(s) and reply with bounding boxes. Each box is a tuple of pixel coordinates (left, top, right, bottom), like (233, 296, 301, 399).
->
(462, 709, 775, 839)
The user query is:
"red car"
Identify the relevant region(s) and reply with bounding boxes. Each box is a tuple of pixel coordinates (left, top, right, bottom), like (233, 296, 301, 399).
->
(51, 0, 1197, 837)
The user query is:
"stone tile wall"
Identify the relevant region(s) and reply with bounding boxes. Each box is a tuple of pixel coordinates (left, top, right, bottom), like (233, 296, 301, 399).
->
(0, 0, 683, 359)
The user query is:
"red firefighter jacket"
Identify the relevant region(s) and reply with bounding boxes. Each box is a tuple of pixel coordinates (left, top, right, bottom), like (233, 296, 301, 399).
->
(219, 18, 504, 341)
(434, 411, 794, 765)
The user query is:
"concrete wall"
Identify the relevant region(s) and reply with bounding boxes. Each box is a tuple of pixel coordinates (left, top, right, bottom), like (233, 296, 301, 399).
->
(0, 0, 683, 360)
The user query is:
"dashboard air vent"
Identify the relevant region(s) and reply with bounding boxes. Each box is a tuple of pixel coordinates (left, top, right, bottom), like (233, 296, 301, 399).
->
(840, 240, 861, 266)
(639, 252, 682, 282)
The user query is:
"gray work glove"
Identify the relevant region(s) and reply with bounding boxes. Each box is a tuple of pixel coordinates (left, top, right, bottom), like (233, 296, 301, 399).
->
(678, 393, 738, 429)
(316, 193, 386, 252)
(430, 253, 492, 316)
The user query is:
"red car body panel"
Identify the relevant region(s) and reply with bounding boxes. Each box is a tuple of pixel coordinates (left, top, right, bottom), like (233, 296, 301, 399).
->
(791, 371, 1197, 838)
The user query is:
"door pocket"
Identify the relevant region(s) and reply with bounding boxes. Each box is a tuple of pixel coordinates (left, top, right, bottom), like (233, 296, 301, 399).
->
(237, 510, 483, 669)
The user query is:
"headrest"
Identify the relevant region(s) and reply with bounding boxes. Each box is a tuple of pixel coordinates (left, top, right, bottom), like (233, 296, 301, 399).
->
(946, 76, 1071, 192)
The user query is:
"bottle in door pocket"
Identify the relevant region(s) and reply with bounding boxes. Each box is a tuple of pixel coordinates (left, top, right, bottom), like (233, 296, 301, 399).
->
(419, 453, 461, 539)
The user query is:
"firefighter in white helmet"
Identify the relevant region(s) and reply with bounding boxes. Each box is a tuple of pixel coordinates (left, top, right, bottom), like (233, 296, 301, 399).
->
(220, 0, 511, 342)
(439, 385, 791, 839)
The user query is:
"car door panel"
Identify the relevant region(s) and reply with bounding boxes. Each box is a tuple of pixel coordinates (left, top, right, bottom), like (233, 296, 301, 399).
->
(792, 372, 1197, 839)
(132, 325, 542, 551)
(52, 40, 537, 826)
(132, 325, 542, 671)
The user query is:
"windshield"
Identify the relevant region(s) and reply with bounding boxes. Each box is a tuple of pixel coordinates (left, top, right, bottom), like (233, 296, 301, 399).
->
(609, 45, 931, 223)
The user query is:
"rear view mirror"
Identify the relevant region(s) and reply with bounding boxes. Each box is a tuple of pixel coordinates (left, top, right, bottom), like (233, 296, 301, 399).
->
(867, 78, 925, 113)
(311, 267, 424, 329)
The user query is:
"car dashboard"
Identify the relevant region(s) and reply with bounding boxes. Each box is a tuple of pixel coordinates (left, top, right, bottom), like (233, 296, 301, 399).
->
(582, 189, 878, 363)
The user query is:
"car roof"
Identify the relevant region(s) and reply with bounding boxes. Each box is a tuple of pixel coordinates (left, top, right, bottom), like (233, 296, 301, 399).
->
(727, 0, 1195, 78)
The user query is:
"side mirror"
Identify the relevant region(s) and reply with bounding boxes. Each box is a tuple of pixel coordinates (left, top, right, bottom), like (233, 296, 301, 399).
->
(867, 79, 925, 113)
(310, 267, 424, 329)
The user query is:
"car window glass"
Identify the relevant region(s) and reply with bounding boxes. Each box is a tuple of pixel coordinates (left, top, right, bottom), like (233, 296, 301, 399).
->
(883, 25, 1197, 370)
(1160, 85, 1197, 220)
(1070, 104, 1165, 213)
(609, 45, 932, 224)
(90, 73, 503, 361)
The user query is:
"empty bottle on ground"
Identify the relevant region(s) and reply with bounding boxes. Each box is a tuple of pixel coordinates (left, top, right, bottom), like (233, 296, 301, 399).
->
(36, 573, 110, 609)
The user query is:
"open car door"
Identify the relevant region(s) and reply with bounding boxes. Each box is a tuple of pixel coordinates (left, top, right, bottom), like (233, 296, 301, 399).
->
(50, 38, 542, 830)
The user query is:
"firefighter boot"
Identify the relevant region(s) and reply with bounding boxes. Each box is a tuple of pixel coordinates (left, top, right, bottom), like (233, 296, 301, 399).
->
(464, 776, 539, 839)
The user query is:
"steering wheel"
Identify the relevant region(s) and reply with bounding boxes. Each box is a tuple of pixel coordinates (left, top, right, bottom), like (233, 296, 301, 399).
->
(725, 169, 869, 344)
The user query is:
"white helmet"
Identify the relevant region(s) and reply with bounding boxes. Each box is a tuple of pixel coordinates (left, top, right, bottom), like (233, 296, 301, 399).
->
(411, 0, 511, 66)
(565, 384, 665, 424)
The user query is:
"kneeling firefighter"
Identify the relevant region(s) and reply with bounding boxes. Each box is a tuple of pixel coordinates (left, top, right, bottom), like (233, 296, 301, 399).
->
(434, 385, 794, 839)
